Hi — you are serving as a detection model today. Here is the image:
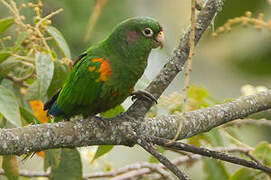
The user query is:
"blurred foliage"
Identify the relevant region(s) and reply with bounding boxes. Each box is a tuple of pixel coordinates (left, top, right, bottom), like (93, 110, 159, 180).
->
(213, 1, 271, 77)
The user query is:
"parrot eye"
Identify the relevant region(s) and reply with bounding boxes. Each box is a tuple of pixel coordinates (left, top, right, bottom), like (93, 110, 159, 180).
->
(142, 27, 154, 37)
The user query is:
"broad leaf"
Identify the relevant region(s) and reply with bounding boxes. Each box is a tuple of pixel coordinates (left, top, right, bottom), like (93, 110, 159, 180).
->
(27, 53, 54, 101)
(3, 155, 18, 180)
(0, 58, 17, 80)
(36, 52, 54, 100)
(229, 168, 268, 180)
(100, 105, 124, 118)
(19, 106, 39, 125)
(207, 129, 224, 146)
(0, 85, 21, 127)
(46, 26, 71, 59)
(92, 145, 114, 163)
(47, 61, 70, 98)
(0, 17, 14, 35)
(252, 141, 271, 166)
(51, 148, 82, 180)
(44, 149, 61, 171)
(0, 51, 10, 64)
(203, 158, 229, 180)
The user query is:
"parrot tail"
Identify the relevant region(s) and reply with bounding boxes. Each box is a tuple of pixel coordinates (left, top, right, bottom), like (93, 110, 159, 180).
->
(44, 89, 63, 116)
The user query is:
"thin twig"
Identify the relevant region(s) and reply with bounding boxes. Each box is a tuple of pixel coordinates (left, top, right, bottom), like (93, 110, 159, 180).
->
(172, 0, 196, 142)
(85, 155, 201, 179)
(35, 8, 63, 28)
(135, 136, 190, 180)
(225, 118, 271, 128)
(152, 137, 271, 174)
(84, 0, 108, 41)
(6, 68, 35, 83)
(0, 169, 49, 178)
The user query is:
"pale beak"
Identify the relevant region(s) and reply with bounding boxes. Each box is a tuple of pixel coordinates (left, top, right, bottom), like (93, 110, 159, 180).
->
(155, 31, 165, 48)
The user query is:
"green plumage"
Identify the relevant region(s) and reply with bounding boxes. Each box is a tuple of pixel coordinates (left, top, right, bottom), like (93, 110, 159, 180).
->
(45, 17, 164, 119)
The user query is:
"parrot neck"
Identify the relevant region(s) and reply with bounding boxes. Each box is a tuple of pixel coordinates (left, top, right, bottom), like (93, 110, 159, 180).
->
(98, 35, 151, 81)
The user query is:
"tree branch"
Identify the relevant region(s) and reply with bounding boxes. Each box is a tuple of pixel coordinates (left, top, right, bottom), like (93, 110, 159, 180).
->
(0, 90, 271, 155)
(135, 136, 190, 180)
(152, 137, 271, 174)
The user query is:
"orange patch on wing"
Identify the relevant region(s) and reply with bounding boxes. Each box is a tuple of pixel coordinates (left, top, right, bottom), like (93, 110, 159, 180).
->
(92, 58, 112, 82)
(29, 100, 49, 123)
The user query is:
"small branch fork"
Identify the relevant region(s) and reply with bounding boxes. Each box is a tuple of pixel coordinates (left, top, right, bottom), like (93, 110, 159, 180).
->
(151, 137, 271, 174)
(134, 135, 190, 180)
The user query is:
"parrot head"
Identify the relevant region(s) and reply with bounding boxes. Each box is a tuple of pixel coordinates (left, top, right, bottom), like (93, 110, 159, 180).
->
(105, 17, 165, 57)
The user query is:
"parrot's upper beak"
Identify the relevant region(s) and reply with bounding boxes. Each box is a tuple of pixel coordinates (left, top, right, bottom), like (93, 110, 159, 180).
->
(155, 30, 165, 48)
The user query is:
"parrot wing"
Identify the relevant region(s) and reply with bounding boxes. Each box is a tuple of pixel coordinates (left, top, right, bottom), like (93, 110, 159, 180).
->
(43, 52, 87, 112)
(46, 53, 112, 117)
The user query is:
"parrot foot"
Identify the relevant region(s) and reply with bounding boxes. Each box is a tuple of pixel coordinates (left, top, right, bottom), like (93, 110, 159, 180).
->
(131, 90, 158, 104)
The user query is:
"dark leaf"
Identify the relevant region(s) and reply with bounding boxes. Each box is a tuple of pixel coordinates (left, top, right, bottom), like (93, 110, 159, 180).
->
(44, 149, 61, 172)
(47, 61, 70, 98)
(51, 148, 82, 180)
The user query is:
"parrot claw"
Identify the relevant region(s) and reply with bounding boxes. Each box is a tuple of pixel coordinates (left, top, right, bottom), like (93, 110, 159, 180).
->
(131, 90, 158, 104)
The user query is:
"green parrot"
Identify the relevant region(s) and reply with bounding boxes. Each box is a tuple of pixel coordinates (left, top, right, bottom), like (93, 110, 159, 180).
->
(44, 17, 165, 119)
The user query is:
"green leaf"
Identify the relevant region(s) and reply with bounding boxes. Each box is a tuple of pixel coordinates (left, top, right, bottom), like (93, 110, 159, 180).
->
(19, 106, 38, 125)
(0, 51, 10, 64)
(3, 155, 19, 180)
(46, 26, 71, 59)
(229, 168, 267, 180)
(0, 85, 21, 127)
(26, 52, 54, 101)
(0, 58, 17, 81)
(44, 149, 61, 171)
(100, 105, 124, 118)
(149, 146, 165, 163)
(47, 61, 70, 98)
(15, 32, 27, 47)
(92, 145, 114, 163)
(252, 141, 271, 166)
(50, 148, 82, 180)
(0, 17, 14, 35)
(207, 129, 224, 146)
(203, 158, 229, 180)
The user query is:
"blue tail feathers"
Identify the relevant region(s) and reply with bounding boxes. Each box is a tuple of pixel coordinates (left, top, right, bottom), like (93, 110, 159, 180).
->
(47, 103, 63, 116)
